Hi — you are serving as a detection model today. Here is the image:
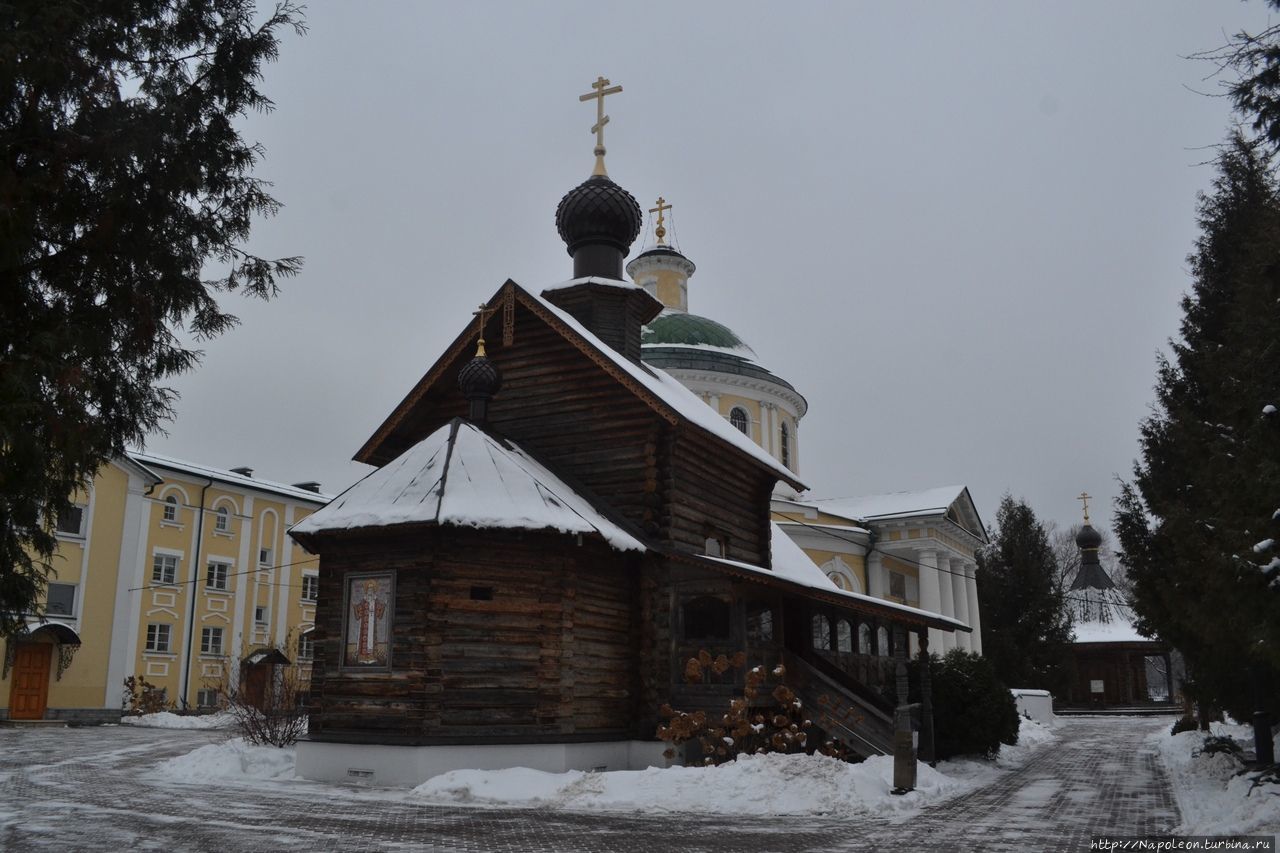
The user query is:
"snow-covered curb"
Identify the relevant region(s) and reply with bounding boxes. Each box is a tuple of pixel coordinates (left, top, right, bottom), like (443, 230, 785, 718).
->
(1151, 721, 1280, 835)
(121, 711, 237, 730)
(155, 737, 296, 782)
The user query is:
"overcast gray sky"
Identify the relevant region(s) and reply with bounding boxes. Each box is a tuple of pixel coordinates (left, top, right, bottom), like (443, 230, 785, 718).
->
(146, 0, 1275, 537)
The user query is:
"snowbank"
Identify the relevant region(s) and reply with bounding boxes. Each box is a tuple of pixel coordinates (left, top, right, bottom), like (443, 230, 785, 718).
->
(411, 751, 962, 816)
(155, 737, 296, 782)
(938, 714, 1059, 788)
(1152, 722, 1280, 835)
(120, 711, 237, 730)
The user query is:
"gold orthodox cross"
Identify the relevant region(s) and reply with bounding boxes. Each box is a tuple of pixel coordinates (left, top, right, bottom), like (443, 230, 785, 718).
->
(650, 196, 671, 245)
(472, 303, 497, 357)
(579, 76, 622, 177)
(1077, 491, 1092, 524)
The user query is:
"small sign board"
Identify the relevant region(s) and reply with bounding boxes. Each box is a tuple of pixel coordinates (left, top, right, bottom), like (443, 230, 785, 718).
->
(1090, 679, 1105, 694)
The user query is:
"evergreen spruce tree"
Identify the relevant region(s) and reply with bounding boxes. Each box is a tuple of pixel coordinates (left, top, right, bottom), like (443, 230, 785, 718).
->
(1115, 133, 1280, 722)
(0, 1, 304, 635)
(975, 495, 1074, 695)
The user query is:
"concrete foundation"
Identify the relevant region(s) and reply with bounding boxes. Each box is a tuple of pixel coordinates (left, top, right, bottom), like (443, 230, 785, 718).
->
(295, 739, 673, 787)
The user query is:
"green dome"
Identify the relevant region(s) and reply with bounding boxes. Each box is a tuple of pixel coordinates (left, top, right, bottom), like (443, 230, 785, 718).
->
(641, 312, 756, 358)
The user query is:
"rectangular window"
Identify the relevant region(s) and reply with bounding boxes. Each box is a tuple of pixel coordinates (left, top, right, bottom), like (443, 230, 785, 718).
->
(152, 553, 179, 585)
(214, 507, 230, 532)
(254, 606, 268, 625)
(298, 632, 314, 661)
(196, 688, 219, 709)
(200, 626, 223, 655)
(55, 505, 86, 537)
(162, 497, 178, 522)
(205, 561, 229, 591)
(889, 571, 906, 600)
(301, 575, 318, 602)
(46, 582, 76, 616)
(145, 623, 172, 653)
(259, 547, 273, 567)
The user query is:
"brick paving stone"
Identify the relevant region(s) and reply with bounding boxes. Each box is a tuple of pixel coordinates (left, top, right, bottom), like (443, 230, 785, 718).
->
(0, 716, 1179, 852)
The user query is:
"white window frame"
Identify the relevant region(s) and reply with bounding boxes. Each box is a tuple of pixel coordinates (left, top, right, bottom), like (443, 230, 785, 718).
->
(259, 547, 273, 567)
(213, 506, 230, 533)
(196, 688, 219, 709)
(162, 495, 179, 522)
(200, 626, 224, 655)
(46, 582, 77, 617)
(254, 605, 268, 625)
(145, 623, 172, 653)
(298, 631, 315, 661)
(152, 552, 180, 585)
(301, 575, 318, 602)
(205, 560, 230, 591)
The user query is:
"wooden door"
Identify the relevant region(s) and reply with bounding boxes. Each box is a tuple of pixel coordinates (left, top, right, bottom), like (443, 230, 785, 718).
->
(242, 664, 266, 710)
(9, 643, 52, 720)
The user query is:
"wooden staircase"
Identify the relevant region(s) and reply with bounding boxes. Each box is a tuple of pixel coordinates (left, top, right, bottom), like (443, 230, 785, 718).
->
(781, 650, 896, 758)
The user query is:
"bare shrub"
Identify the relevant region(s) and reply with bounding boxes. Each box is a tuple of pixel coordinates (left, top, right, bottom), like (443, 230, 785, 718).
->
(204, 645, 308, 748)
(122, 675, 172, 715)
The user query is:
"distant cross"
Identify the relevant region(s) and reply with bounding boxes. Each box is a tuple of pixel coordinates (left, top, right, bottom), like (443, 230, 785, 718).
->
(1077, 491, 1092, 524)
(472, 303, 497, 357)
(650, 196, 671, 246)
(579, 76, 622, 176)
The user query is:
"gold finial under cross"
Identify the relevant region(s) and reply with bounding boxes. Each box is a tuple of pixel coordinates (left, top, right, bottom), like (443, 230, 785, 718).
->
(579, 76, 622, 177)
(1077, 491, 1092, 524)
(650, 196, 671, 246)
(472, 303, 497, 357)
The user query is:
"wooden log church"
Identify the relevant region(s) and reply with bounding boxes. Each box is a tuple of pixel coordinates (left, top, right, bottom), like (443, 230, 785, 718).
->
(290, 78, 969, 785)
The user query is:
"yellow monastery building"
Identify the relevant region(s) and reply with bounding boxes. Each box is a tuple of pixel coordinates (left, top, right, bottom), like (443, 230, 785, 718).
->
(630, 208, 987, 657)
(1, 453, 329, 722)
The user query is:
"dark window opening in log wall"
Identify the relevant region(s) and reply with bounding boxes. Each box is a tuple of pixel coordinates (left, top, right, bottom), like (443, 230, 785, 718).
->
(746, 605, 774, 644)
(470, 586, 494, 601)
(812, 614, 831, 651)
(858, 622, 872, 655)
(682, 596, 732, 640)
(704, 535, 724, 557)
(877, 625, 890, 657)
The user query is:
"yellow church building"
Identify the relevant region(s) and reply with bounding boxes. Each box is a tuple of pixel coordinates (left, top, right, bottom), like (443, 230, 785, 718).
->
(630, 204, 987, 657)
(1, 452, 329, 722)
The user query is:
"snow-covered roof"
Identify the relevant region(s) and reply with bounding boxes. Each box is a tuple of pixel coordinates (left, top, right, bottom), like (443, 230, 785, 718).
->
(129, 450, 332, 503)
(811, 486, 967, 522)
(529, 290, 802, 487)
(1071, 620, 1152, 644)
(698, 523, 970, 631)
(291, 419, 643, 552)
(540, 276, 646, 295)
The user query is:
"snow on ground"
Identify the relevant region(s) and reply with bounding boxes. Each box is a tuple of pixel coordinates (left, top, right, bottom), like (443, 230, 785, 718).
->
(937, 714, 1060, 789)
(1151, 721, 1280, 835)
(120, 710, 237, 730)
(154, 737, 296, 782)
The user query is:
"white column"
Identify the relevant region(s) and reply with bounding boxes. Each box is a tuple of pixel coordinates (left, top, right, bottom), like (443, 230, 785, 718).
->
(708, 393, 720, 415)
(964, 561, 983, 655)
(764, 403, 777, 456)
(866, 552, 883, 599)
(937, 555, 956, 652)
(917, 549, 944, 653)
(951, 557, 972, 652)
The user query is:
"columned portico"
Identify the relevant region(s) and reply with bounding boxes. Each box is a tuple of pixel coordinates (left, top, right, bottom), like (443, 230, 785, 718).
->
(867, 552, 884, 598)
(937, 554, 956, 652)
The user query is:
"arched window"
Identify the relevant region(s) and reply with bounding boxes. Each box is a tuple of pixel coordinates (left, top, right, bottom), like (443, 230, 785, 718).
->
(729, 407, 750, 435)
(162, 495, 178, 522)
(214, 506, 230, 532)
(682, 596, 731, 640)
(876, 626, 890, 658)
(827, 571, 852, 591)
(858, 622, 873, 655)
(811, 614, 831, 651)
(780, 421, 791, 468)
(836, 619, 853, 653)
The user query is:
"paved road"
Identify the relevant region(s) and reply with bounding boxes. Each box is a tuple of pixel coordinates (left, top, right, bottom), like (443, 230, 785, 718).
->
(0, 717, 1178, 852)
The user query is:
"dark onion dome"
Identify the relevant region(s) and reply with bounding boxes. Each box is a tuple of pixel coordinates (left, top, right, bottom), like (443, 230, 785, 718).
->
(555, 174, 643, 256)
(1075, 523, 1103, 551)
(458, 353, 502, 423)
(641, 312, 756, 357)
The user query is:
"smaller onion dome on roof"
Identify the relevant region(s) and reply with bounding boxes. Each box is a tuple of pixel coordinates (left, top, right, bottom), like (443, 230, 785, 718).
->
(1075, 523, 1103, 551)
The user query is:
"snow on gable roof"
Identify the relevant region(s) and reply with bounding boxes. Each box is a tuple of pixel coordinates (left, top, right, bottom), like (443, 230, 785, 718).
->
(527, 289, 803, 488)
(129, 450, 332, 503)
(291, 419, 643, 552)
(696, 522, 970, 631)
(811, 486, 966, 521)
(1071, 620, 1152, 644)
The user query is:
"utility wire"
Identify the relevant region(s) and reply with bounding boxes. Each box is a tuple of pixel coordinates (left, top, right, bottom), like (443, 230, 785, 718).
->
(128, 556, 319, 593)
